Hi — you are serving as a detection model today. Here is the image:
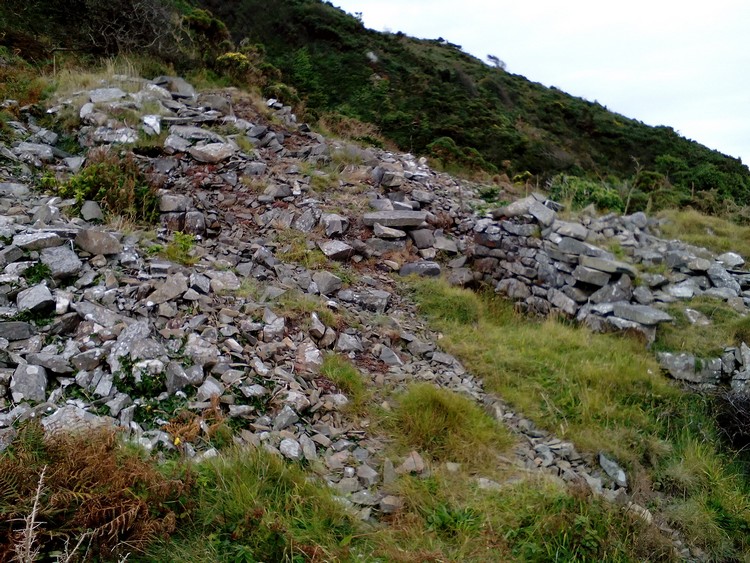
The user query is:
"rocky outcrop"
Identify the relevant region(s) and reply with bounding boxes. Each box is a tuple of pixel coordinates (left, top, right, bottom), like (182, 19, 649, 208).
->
(0, 74, 738, 556)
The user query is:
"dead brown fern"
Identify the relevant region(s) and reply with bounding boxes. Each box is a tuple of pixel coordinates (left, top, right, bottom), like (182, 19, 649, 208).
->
(0, 422, 189, 561)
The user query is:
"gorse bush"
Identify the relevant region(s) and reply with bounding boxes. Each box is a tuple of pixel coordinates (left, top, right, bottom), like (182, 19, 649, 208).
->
(57, 148, 160, 223)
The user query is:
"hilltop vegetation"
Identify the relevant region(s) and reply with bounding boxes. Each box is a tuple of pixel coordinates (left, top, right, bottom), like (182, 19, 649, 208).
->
(2, 0, 750, 217)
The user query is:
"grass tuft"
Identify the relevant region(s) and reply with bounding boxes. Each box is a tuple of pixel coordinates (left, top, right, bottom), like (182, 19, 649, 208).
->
(320, 354, 368, 413)
(386, 383, 512, 469)
(655, 296, 750, 357)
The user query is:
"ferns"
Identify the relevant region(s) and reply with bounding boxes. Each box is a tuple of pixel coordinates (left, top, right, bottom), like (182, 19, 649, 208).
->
(0, 422, 188, 561)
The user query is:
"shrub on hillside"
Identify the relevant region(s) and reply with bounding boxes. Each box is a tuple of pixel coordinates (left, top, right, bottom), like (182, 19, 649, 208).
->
(548, 174, 624, 212)
(57, 148, 160, 223)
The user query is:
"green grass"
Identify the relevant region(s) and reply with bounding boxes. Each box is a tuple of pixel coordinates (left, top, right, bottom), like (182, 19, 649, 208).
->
(162, 231, 199, 266)
(275, 229, 328, 270)
(409, 277, 750, 559)
(658, 208, 750, 259)
(145, 447, 357, 562)
(655, 296, 750, 357)
(320, 353, 368, 414)
(385, 383, 512, 470)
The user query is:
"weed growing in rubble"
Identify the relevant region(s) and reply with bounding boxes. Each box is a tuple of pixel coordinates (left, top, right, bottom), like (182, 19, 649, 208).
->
(56, 148, 160, 223)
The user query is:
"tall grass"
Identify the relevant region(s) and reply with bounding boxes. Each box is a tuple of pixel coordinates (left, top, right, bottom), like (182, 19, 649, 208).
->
(658, 208, 750, 259)
(410, 277, 750, 559)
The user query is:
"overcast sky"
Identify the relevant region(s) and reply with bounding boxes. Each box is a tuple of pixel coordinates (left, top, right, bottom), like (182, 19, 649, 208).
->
(333, 0, 750, 166)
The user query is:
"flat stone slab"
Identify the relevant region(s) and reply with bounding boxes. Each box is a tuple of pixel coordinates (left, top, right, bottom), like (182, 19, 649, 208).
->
(188, 143, 235, 163)
(13, 232, 65, 250)
(363, 211, 427, 228)
(318, 240, 353, 261)
(573, 265, 610, 287)
(89, 87, 127, 103)
(580, 256, 638, 278)
(612, 303, 673, 325)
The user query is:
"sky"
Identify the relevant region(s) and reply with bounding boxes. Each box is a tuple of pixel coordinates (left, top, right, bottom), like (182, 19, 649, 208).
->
(333, 0, 750, 166)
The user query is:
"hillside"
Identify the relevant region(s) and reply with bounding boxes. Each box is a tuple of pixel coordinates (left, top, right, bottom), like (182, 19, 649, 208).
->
(3, 0, 750, 216)
(192, 0, 750, 211)
(3, 2, 750, 562)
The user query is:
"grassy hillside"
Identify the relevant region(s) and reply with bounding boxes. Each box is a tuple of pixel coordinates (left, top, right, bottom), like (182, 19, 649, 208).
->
(193, 0, 750, 213)
(2, 0, 750, 215)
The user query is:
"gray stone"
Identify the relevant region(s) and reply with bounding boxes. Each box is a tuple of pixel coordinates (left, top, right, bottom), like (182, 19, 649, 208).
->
(184, 334, 220, 367)
(658, 352, 722, 383)
(529, 201, 556, 227)
(279, 438, 302, 460)
(14, 142, 55, 162)
(579, 256, 638, 278)
(75, 230, 122, 255)
(496, 278, 531, 299)
(273, 405, 299, 430)
(73, 301, 124, 328)
(718, 252, 745, 269)
(208, 270, 241, 293)
(295, 340, 324, 374)
(0, 322, 34, 341)
(363, 211, 427, 228)
(409, 229, 435, 249)
(80, 201, 104, 221)
(399, 261, 441, 277)
(159, 194, 190, 213)
(72, 349, 104, 371)
(164, 134, 191, 152)
(590, 276, 633, 304)
(41, 405, 113, 435)
(299, 433, 318, 461)
(573, 265, 610, 287)
(396, 451, 426, 474)
(189, 143, 235, 163)
(357, 464, 379, 487)
(554, 221, 589, 240)
(599, 453, 627, 487)
(313, 271, 343, 296)
(320, 213, 350, 237)
(17, 284, 54, 313)
(89, 87, 126, 103)
(196, 376, 224, 402)
(13, 232, 64, 250)
(612, 303, 673, 325)
(336, 333, 364, 353)
(10, 364, 48, 403)
(0, 182, 29, 196)
(152, 76, 196, 99)
(434, 236, 459, 254)
(707, 264, 741, 294)
(379, 346, 403, 366)
(40, 245, 83, 279)
(145, 273, 188, 305)
(25, 353, 72, 374)
(373, 223, 406, 239)
(548, 289, 578, 315)
(310, 313, 326, 339)
(318, 240, 353, 261)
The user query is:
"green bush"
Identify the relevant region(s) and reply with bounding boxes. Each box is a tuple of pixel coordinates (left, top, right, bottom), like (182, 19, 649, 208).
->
(548, 175, 624, 211)
(57, 148, 160, 223)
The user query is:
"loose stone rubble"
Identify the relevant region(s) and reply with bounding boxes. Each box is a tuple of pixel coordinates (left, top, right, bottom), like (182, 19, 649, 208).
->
(0, 74, 732, 560)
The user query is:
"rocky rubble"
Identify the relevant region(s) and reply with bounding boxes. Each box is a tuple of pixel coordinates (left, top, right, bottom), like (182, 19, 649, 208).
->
(0, 74, 726, 559)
